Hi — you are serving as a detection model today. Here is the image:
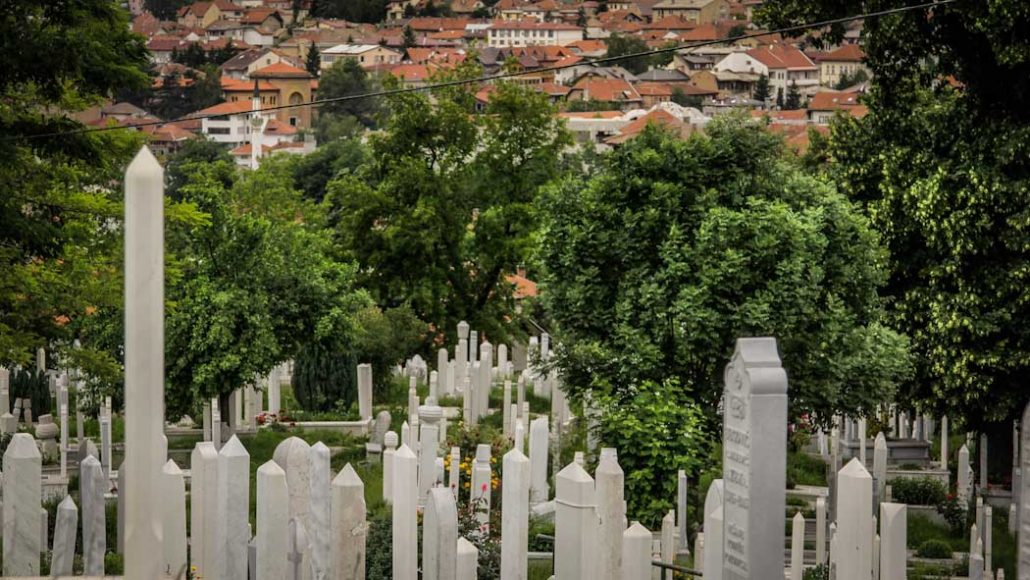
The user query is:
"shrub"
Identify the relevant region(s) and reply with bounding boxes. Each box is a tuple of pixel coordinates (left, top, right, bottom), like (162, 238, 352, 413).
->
(365, 508, 393, 579)
(803, 563, 829, 580)
(916, 539, 953, 559)
(891, 477, 947, 505)
(9, 368, 51, 416)
(936, 494, 968, 534)
(292, 341, 358, 412)
(594, 378, 708, 527)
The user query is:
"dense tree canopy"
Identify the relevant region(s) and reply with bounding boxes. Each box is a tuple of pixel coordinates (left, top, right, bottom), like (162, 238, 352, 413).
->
(164, 157, 373, 417)
(327, 67, 570, 347)
(540, 118, 911, 421)
(760, 0, 1030, 426)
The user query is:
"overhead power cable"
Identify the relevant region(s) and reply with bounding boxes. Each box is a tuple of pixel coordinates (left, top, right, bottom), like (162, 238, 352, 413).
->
(6, 0, 955, 143)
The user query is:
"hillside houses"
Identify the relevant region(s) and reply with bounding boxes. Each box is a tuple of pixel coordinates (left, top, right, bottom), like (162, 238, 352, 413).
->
(115, 0, 871, 167)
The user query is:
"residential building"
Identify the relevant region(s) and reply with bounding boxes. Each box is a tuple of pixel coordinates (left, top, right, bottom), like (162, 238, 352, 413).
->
(566, 77, 643, 110)
(221, 47, 294, 79)
(250, 62, 315, 128)
(321, 44, 403, 69)
(714, 43, 818, 97)
(486, 21, 584, 48)
(651, 0, 728, 24)
(814, 44, 869, 87)
(807, 90, 867, 124)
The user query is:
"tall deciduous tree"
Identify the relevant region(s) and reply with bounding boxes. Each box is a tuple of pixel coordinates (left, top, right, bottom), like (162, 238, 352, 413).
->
(316, 57, 382, 133)
(327, 67, 570, 347)
(760, 0, 1030, 426)
(539, 118, 911, 421)
(164, 158, 372, 418)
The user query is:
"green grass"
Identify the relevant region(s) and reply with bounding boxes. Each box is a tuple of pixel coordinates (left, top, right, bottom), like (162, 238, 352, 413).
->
(787, 451, 827, 487)
(907, 513, 965, 552)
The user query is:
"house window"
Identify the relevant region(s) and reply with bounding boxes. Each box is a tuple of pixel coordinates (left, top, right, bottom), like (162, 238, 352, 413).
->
(207, 127, 231, 135)
(289, 117, 298, 126)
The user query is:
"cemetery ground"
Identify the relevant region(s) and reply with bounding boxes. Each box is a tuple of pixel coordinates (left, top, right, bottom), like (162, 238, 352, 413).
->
(11, 361, 1019, 579)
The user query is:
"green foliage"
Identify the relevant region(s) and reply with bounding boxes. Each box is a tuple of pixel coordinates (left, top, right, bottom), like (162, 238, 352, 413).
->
(670, 88, 703, 109)
(786, 451, 827, 488)
(753, 73, 771, 102)
(916, 539, 953, 559)
(327, 72, 570, 350)
(593, 378, 708, 526)
(311, 0, 387, 22)
(803, 564, 829, 580)
(564, 99, 623, 112)
(936, 494, 968, 534)
(164, 159, 373, 417)
(365, 508, 393, 578)
(317, 57, 383, 132)
(833, 68, 868, 90)
(292, 138, 369, 203)
(8, 369, 51, 416)
(907, 513, 965, 552)
(292, 342, 358, 412)
(402, 25, 417, 49)
(784, 80, 802, 109)
(890, 477, 946, 505)
(540, 117, 911, 422)
(166, 138, 234, 198)
(306, 45, 321, 77)
(828, 82, 1030, 426)
(604, 34, 663, 75)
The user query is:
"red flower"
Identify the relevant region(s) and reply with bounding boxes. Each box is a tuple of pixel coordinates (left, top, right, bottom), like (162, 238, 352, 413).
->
(481, 483, 488, 492)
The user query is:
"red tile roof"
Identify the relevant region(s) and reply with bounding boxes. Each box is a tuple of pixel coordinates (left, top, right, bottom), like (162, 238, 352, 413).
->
(195, 100, 261, 116)
(606, 109, 693, 145)
(635, 81, 673, 96)
(807, 90, 862, 110)
(746, 43, 816, 70)
(571, 77, 642, 102)
(818, 43, 864, 62)
(250, 62, 314, 78)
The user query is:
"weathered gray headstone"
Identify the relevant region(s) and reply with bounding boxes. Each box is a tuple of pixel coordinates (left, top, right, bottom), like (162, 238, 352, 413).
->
(471, 443, 493, 525)
(959, 444, 972, 502)
(501, 447, 530, 580)
(273, 436, 312, 535)
(836, 458, 873, 580)
(622, 522, 651, 580)
(703, 479, 724, 580)
(81, 454, 107, 576)
(357, 363, 373, 422)
(721, 338, 787, 580)
(393, 444, 418, 580)
(331, 463, 366, 580)
(555, 460, 597, 580)
(879, 503, 906, 580)
(162, 459, 188, 579)
(873, 432, 888, 505)
(425, 486, 458, 580)
(596, 449, 625, 580)
(308, 441, 331, 580)
(51, 496, 78, 576)
(383, 431, 398, 504)
(529, 417, 549, 505)
(221, 435, 251, 579)
(790, 512, 805, 580)
(457, 537, 479, 580)
(257, 460, 289, 580)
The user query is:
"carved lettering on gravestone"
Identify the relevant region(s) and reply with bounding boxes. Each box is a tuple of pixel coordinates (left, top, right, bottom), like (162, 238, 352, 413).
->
(721, 338, 787, 580)
(723, 359, 751, 577)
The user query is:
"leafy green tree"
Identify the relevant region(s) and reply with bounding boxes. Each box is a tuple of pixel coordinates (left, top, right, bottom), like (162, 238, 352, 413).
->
(670, 87, 703, 108)
(292, 138, 369, 203)
(172, 43, 208, 68)
(760, 0, 1030, 426)
(604, 33, 652, 75)
(402, 25, 417, 49)
(595, 378, 708, 525)
(166, 138, 234, 197)
(164, 159, 372, 419)
(833, 68, 868, 90)
(0, 0, 150, 378)
(539, 118, 911, 421)
(776, 87, 784, 108)
(564, 99, 623, 112)
(317, 57, 383, 132)
(784, 80, 802, 109)
(306, 45, 321, 77)
(311, 0, 387, 22)
(753, 73, 771, 102)
(727, 23, 746, 38)
(327, 69, 570, 348)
